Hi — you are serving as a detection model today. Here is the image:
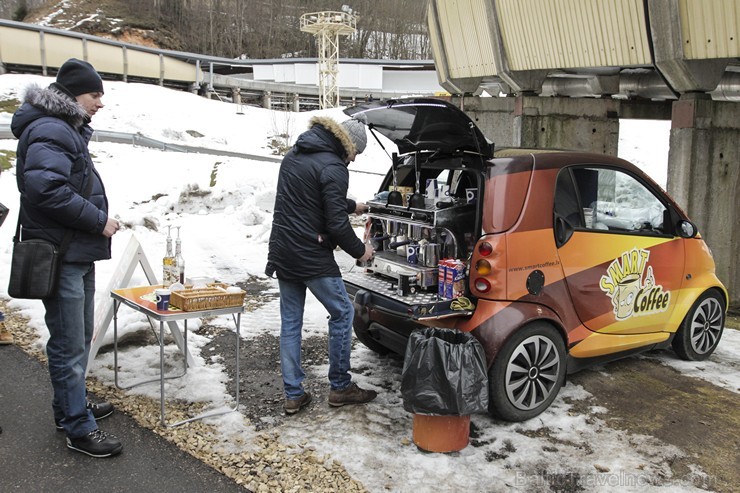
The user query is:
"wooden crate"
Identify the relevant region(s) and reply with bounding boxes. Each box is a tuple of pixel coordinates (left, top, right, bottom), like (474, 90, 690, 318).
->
(169, 284, 245, 311)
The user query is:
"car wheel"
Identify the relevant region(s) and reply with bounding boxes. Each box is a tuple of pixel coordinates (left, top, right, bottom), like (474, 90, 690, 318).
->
(672, 290, 725, 361)
(489, 322, 566, 422)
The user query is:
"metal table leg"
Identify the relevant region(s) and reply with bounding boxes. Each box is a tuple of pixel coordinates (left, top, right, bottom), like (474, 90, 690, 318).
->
(112, 301, 242, 428)
(164, 312, 241, 427)
(114, 302, 187, 391)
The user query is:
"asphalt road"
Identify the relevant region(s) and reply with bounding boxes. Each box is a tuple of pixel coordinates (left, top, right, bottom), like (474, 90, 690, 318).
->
(0, 343, 245, 493)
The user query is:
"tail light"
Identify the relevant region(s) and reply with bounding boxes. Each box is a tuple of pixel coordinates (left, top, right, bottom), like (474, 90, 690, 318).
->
(474, 278, 491, 292)
(478, 242, 493, 257)
(471, 238, 505, 297)
(476, 259, 492, 275)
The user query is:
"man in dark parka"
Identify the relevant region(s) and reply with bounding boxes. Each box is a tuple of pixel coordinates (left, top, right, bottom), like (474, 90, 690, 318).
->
(267, 116, 376, 414)
(12, 58, 123, 457)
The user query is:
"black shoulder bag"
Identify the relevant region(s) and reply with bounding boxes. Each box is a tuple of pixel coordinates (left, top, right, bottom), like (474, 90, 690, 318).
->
(0, 202, 8, 228)
(8, 170, 95, 299)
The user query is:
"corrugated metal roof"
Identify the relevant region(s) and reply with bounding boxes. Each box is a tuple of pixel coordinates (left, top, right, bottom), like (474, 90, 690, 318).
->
(433, 0, 499, 78)
(496, 0, 652, 70)
(680, 0, 740, 59)
(427, 3, 450, 86)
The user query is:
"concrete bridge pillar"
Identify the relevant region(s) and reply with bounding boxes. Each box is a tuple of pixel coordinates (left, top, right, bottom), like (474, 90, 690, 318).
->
(668, 94, 739, 306)
(459, 96, 517, 148)
(263, 91, 272, 110)
(461, 96, 620, 155)
(231, 87, 241, 105)
(512, 96, 620, 155)
(292, 93, 300, 112)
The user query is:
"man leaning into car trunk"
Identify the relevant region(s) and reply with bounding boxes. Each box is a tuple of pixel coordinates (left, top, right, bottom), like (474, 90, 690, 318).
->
(266, 115, 377, 415)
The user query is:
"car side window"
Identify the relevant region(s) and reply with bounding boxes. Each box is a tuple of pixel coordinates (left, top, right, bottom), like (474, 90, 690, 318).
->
(572, 167, 668, 234)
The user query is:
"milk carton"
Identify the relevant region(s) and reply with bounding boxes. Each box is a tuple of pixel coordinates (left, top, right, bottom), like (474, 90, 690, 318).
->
(425, 178, 438, 198)
(450, 260, 466, 298)
(438, 259, 451, 298)
(437, 259, 466, 299)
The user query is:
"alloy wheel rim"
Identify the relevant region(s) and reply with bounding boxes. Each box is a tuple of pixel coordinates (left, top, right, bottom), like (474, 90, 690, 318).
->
(505, 335, 561, 411)
(690, 298, 723, 354)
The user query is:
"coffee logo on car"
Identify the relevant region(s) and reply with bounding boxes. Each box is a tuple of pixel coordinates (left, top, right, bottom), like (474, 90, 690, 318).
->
(599, 248, 671, 320)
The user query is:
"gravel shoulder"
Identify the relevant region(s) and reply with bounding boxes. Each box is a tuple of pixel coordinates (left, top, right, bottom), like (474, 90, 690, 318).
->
(2, 293, 738, 492)
(569, 356, 739, 492)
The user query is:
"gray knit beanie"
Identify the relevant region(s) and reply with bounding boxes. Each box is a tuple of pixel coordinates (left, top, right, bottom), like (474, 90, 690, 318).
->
(341, 117, 367, 154)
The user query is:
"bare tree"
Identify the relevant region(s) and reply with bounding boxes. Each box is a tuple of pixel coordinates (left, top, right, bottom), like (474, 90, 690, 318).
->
(0, 0, 47, 21)
(1, 0, 431, 61)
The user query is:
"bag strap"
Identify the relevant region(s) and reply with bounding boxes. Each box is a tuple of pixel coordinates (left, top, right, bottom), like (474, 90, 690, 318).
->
(16, 157, 96, 257)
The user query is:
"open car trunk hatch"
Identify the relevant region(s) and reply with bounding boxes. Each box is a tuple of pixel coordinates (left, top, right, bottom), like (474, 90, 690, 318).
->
(344, 97, 493, 158)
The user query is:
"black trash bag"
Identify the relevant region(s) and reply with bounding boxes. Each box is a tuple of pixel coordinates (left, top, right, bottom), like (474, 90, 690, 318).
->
(401, 327, 489, 415)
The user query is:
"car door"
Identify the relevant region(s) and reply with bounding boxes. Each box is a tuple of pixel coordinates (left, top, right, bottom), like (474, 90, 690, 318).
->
(554, 166, 684, 335)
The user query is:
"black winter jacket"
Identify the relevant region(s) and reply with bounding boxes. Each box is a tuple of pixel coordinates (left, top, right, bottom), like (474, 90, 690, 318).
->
(267, 116, 365, 281)
(11, 84, 111, 263)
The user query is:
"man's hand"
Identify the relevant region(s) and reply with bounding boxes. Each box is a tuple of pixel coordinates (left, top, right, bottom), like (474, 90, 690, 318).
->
(103, 216, 121, 238)
(354, 202, 369, 215)
(359, 243, 375, 262)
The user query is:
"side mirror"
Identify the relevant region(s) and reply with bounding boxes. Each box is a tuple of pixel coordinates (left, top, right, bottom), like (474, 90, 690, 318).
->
(678, 220, 698, 238)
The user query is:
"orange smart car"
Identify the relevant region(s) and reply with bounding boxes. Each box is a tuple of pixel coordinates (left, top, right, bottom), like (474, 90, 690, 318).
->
(343, 98, 728, 421)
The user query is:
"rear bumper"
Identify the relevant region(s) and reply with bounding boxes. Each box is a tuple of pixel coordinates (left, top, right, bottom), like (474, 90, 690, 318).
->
(345, 270, 481, 354)
(344, 275, 429, 355)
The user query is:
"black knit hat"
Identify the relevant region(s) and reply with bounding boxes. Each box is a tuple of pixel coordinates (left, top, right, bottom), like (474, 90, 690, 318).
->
(55, 58, 104, 97)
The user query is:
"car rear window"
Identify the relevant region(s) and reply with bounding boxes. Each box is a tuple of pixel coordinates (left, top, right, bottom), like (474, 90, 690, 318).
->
(483, 157, 533, 233)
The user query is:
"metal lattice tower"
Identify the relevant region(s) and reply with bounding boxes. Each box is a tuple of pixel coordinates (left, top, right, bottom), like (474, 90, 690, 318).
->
(300, 10, 357, 109)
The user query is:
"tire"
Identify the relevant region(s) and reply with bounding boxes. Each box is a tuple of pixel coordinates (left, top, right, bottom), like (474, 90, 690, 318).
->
(672, 290, 725, 361)
(489, 322, 566, 422)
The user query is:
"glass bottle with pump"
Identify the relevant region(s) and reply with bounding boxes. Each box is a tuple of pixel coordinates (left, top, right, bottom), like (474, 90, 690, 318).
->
(174, 226, 185, 284)
(163, 226, 176, 285)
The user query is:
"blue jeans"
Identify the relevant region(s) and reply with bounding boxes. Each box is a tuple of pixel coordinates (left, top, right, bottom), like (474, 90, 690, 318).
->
(43, 262, 97, 438)
(278, 276, 354, 399)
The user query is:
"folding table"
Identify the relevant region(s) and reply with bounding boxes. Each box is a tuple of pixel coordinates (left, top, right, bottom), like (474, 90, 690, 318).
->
(111, 285, 243, 427)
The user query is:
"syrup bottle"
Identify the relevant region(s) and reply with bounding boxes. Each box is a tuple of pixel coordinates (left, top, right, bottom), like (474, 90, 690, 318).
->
(163, 226, 176, 285)
(174, 226, 185, 285)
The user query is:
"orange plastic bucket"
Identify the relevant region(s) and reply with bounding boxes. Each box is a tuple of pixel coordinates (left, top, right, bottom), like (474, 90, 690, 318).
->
(412, 414, 470, 453)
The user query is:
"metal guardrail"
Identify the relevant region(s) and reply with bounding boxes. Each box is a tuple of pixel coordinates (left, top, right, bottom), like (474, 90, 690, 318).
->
(0, 124, 282, 163)
(92, 129, 284, 163)
(0, 124, 385, 175)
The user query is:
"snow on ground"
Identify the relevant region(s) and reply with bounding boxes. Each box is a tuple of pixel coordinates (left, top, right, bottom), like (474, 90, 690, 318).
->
(0, 74, 735, 492)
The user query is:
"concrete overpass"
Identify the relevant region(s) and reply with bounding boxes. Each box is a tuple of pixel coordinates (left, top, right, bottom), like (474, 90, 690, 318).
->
(428, 0, 739, 306)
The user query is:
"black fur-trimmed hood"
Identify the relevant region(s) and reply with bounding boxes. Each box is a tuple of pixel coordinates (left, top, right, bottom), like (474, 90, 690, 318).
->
(292, 116, 358, 160)
(307, 116, 357, 157)
(11, 84, 88, 138)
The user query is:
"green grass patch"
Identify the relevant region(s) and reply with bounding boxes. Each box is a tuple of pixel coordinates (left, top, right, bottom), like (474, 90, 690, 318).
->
(0, 150, 16, 171)
(210, 162, 222, 187)
(0, 98, 21, 114)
